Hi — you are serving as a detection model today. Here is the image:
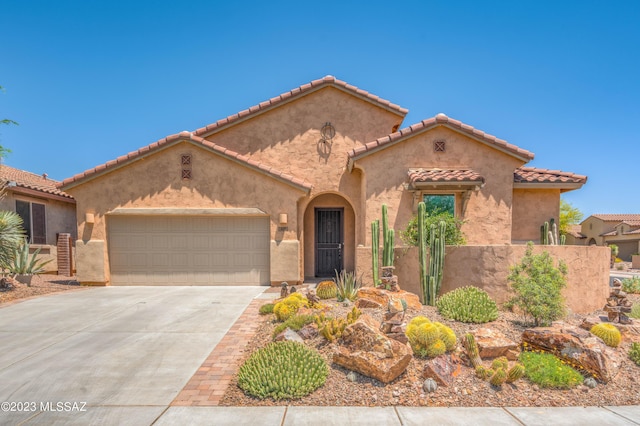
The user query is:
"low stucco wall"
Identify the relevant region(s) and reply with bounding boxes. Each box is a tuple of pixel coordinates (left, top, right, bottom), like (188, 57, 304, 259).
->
(356, 244, 610, 314)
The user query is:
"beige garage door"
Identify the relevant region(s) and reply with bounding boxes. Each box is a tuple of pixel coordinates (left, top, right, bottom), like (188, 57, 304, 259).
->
(108, 215, 270, 285)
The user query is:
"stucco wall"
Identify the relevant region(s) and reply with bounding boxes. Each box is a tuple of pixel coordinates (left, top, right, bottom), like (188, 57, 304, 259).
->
(66, 142, 307, 285)
(511, 188, 560, 243)
(0, 193, 77, 245)
(356, 244, 609, 314)
(356, 126, 525, 246)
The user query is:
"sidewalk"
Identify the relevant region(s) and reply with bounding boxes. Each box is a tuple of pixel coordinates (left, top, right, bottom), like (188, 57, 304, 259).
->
(155, 405, 640, 425)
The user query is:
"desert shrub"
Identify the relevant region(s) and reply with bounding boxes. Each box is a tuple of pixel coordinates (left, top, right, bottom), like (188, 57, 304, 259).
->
(622, 277, 640, 294)
(400, 211, 465, 246)
(435, 286, 499, 323)
(506, 242, 567, 326)
(334, 270, 362, 302)
(519, 351, 583, 389)
(238, 341, 328, 400)
(273, 293, 309, 321)
(272, 314, 316, 338)
(259, 303, 275, 315)
(405, 316, 457, 358)
(590, 323, 622, 347)
(630, 304, 640, 320)
(629, 342, 640, 366)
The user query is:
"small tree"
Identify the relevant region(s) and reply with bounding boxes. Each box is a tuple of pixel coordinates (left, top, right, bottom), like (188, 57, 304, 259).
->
(401, 212, 465, 247)
(559, 199, 583, 236)
(506, 242, 568, 326)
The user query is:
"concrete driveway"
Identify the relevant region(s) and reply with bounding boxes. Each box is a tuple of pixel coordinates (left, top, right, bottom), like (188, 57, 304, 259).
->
(0, 286, 267, 425)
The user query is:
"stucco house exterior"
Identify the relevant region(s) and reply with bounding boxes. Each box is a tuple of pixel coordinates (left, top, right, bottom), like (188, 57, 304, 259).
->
(578, 214, 640, 260)
(59, 76, 587, 286)
(0, 165, 77, 274)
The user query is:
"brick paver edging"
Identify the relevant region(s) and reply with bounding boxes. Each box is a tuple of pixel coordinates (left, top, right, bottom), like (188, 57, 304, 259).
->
(172, 298, 264, 406)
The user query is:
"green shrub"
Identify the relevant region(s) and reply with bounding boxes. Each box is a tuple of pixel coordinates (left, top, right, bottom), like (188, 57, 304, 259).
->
(238, 341, 328, 400)
(629, 304, 640, 320)
(334, 270, 362, 302)
(436, 286, 499, 323)
(519, 351, 583, 389)
(629, 342, 640, 366)
(272, 314, 316, 338)
(400, 211, 465, 247)
(621, 277, 640, 294)
(259, 303, 275, 315)
(506, 242, 567, 326)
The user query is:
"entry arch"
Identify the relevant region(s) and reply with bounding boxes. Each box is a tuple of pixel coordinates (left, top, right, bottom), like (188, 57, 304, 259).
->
(303, 192, 356, 279)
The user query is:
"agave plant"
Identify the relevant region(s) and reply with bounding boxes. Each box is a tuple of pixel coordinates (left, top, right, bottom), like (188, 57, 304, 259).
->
(333, 269, 362, 302)
(0, 210, 26, 269)
(7, 239, 52, 285)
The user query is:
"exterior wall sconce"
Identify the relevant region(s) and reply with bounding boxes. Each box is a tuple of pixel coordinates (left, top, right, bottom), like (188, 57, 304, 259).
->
(279, 213, 288, 226)
(85, 213, 95, 224)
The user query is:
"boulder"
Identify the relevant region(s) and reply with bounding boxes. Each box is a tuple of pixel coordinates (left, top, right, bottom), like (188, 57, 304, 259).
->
(274, 327, 305, 343)
(333, 314, 413, 383)
(521, 322, 623, 383)
(422, 354, 459, 387)
(356, 287, 421, 311)
(473, 328, 520, 360)
(355, 298, 383, 309)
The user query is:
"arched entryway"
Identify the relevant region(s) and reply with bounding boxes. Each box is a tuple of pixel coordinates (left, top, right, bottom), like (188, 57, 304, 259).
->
(303, 193, 356, 279)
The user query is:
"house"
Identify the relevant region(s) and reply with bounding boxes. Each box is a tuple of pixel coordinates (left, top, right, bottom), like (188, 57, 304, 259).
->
(579, 214, 640, 260)
(59, 76, 587, 286)
(0, 165, 77, 274)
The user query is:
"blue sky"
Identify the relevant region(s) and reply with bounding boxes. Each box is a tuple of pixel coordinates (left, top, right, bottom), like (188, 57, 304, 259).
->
(1, 0, 638, 218)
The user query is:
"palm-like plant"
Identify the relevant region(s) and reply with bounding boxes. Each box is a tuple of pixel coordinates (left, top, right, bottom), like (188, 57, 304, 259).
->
(0, 210, 25, 269)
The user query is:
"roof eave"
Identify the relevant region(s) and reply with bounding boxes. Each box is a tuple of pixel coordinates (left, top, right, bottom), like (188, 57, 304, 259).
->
(513, 182, 585, 191)
(8, 186, 76, 204)
(410, 181, 484, 190)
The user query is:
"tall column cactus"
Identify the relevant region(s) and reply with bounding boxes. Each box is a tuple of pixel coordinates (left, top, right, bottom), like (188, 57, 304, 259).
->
(382, 204, 395, 267)
(371, 219, 380, 286)
(418, 202, 428, 304)
(427, 220, 446, 306)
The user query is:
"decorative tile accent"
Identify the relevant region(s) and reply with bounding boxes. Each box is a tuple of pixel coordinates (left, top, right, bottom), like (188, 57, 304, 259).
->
(181, 154, 192, 180)
(434, 140, 446, 152)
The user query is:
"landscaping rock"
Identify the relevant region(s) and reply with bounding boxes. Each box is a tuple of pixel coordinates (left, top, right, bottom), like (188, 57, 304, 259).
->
(274, 327, 305, 343)
(422, 354, 458, 387)
(298, 323, 319, 340)
(333, 314, 413, 383)
(355, 298, 383, 309)
(356, 287, 421, 311)
(473, 328, 520, 360)
(521, 322, 623, 383)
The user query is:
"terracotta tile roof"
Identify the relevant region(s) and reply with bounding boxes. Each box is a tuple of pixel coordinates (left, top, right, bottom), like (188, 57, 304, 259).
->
(348, 113, 535, 166)
(566, 224, 586, 239)
(513, 167, 587, 185)
(590, 214, 640, 222)
(59, 132, 312, 193)
(193, 75, 408, 137)
(0, 164, 74, 200)
(408, 169, 485, 187)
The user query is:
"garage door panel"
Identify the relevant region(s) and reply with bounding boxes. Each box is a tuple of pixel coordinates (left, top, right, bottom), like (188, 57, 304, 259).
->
(108, 215, 270, 285)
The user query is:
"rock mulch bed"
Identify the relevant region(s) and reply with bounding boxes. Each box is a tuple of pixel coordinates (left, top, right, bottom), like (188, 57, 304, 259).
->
(0, 275, 82, 305)
(221, 292, 640, 407)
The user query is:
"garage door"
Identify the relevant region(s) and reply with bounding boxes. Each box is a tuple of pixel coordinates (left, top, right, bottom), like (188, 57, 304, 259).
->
(108, 215, 270, 285)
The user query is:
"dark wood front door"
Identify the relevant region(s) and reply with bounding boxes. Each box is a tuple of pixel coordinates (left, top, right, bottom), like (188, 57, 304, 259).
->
(315, 208, 343, 277)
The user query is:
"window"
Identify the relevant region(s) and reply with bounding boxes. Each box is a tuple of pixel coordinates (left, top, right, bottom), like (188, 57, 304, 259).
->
(16, 200, 46, 244)
(423, 194, 455, 216)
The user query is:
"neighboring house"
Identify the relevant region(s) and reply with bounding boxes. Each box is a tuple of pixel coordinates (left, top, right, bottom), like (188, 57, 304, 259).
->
(563, 224, 587, 246)
(59, 76, 586, 286)
(579, 214, 640, 260)
(0, 165, 77, 274)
